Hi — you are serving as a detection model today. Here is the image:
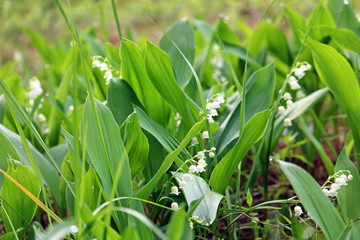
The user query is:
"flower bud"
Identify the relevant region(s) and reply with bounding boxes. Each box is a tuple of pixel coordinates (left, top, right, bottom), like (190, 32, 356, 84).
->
(294, 206, 303, 217)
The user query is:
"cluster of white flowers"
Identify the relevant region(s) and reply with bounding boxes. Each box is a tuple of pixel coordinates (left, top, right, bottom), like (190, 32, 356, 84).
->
(27, 77, 43, 100)
(206, 94, 225, 123)
(211, 45, 227, 83)
(170, 147, 216, 210)
(26, 77, 44, 112)
(321, 171, 353, 198)
(278, 62, 311, 127)
(92, 56, 113, 85)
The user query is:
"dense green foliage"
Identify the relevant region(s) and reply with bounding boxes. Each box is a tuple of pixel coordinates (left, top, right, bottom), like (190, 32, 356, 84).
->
(1, 0, 360, 239)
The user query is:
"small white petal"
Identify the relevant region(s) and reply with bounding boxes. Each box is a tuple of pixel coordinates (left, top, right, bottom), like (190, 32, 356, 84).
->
(283, 92, 292, 100)
(278, 106, 285, 115)
(202, 131, 209, 139)
(190, 137, 198, 146)
(171, 202, 179, 210)
(210, 109, 218, 117)
(340, 174, 347, 181)
(92, 60, 101, 68)
(179, 181, 187, 189)
(215, 95, 225, 104)
(189, 165, 197, 173)
(300, 65, 307, 72)
(183, 173, 192, 182)
(289, 76, 297, 83)
(171, 186, 179, 195)
(331, 183, 340, 191)
(286, 100, 294, 108)
(206, 102, 214, 110)
(284, 118, 292, 127)
(196, 165, 205, 173)
(100, 63, 109, 71)
(207, 115, 215, 123)
(294, 206, 303, 217)
(198, 159, 207, 167)
(197, 151, 206, 160)
(335, 178, 346, 186)
(322, 188, 329, 196)
(329, 188, 338, 197)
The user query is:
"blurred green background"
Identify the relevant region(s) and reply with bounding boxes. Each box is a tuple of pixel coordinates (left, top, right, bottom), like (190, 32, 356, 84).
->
(1, 0, 359, 76)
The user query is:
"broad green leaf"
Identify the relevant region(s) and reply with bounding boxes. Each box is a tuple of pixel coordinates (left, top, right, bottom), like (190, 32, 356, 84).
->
(279, 160, 344, 239)
(215, 64, 275, 155)
(120, 38, 170, 127)
(82, 32, 105, 57)
(122, 226, 140, 240)
(105, 43, 121, 70)
(145, 41, 197, 130)
(328, 0, 360, 36)
(223, 42, 262, 69)
(335, 150, 360, 222)
(0, 231, 22, 240)
(286, 8, 306, 47)
(306, 38, 360, 158)
(0, 161, 41, 235)
(136, 118, 206, 200)
(167, 208, 193, 240)
(81, 97, 153, 234)
(82, 97, 132, 198)
(193, 18, 212, 42)
(0, 124, 62, 206)
(0, 130, 19, 188)
(336, 223, 360, 240)
(210, 109, 271, 194)
(107, 78, 142, 126)
(135, 106, 191, 161)
(79, 168, 101, 211)
(174, 173, 223, 225)
(264, 23, 292, 64)
(120, 111, 149, 178)
(319, 27, 360, 53)
(160, 19, 196, 88)
(307, 4, 336, 41)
